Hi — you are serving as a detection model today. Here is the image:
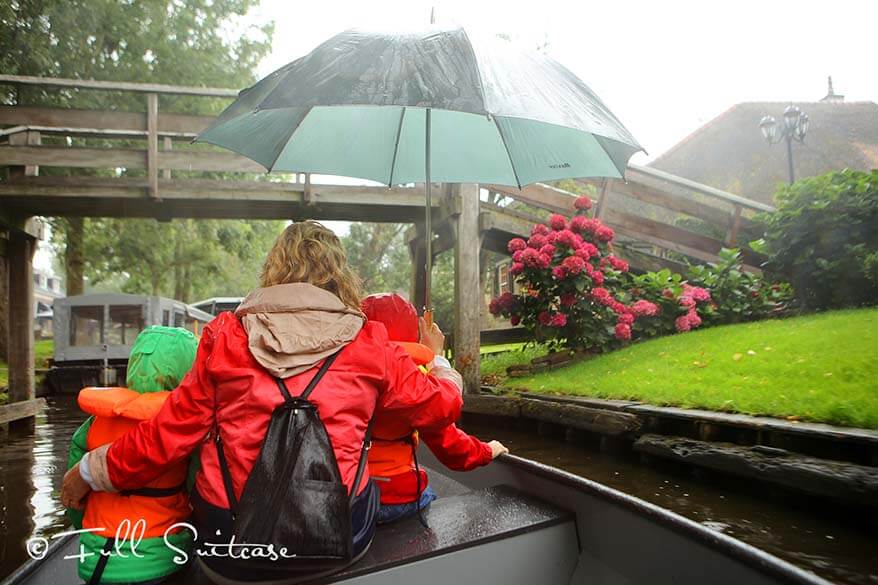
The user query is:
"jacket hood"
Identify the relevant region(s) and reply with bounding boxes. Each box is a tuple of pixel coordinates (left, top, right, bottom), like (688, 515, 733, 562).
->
(236, 283, 365, 378)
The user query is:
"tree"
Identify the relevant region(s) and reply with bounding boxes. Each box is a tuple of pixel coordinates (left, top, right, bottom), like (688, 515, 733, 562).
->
(1, 0, 275, 297)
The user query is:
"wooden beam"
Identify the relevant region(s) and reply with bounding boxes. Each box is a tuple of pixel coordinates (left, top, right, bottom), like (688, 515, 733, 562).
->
(626, 164, 775, 213)
(0, 74, 239, 97)
(0, 398, 46, 425)
(485, 182, 576, 214)
(606, 180, 734, 227)
(147, 93, 159, 198)
(726, 205, 743, 246)
(409, 224, 428, 312)
(7, 229, 35, 403)
(452, 183, 481, 394)
(0, 105, 214, 137)
(162, 137, 172, 179)
(0, 145, 266, 173)
(594, 178, 611, 220)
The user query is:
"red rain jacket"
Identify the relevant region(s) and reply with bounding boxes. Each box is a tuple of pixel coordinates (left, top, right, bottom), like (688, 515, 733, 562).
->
(105, 312, 463, 509)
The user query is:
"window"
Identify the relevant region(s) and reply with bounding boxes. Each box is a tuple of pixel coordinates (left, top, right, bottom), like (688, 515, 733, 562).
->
(106, 305, 144, 345)
(497, 263, 511, 296)
(174, 311, 184, 327)
(70, 306, 103, 346)
(162, 310, 170, 326)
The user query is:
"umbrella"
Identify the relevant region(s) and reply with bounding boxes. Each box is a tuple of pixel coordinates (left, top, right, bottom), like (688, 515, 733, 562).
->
(196, 27, 643, 321)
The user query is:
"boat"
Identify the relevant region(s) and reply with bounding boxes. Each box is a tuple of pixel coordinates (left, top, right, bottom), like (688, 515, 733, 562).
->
(2, 449, 829, 585)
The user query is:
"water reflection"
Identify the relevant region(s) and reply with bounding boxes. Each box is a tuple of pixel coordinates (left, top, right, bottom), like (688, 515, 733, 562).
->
(462, 416, 878, 585)
(0, 397, 86, 578)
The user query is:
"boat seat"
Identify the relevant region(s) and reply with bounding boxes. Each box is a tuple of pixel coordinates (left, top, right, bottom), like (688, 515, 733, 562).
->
(8, 486, 577, 585)
(319, 484, 577, 584)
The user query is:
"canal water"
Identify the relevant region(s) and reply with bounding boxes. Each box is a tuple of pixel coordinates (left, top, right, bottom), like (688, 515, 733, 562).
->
(0, 398, 875, 584)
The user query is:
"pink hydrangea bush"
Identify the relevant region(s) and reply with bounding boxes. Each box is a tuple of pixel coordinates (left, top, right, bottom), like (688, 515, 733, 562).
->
(489, 195, 666, 351)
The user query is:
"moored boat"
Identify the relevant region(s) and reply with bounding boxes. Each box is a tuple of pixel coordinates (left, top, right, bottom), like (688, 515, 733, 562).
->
(2, 450, 829, 585)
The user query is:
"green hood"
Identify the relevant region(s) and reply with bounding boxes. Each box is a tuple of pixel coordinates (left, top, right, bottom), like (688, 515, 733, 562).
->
(126, 326, 198, 393)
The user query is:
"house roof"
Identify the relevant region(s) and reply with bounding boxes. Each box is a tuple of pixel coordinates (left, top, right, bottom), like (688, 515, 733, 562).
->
(650, 101, 878, 204)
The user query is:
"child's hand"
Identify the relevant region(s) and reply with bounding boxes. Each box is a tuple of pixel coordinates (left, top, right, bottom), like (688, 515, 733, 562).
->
(488, 440, 509, 459)
(61, 464, 91, 510)
(419, 317, 445, 355)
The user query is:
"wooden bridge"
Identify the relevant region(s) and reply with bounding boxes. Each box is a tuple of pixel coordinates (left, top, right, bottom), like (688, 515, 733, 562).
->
(0, 74, 773, 403)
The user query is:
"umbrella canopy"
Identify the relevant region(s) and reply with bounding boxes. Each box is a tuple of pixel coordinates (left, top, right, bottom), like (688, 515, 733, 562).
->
(196, 27, 643, 188)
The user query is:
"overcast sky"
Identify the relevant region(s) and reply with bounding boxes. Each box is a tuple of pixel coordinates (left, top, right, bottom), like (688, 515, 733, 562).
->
(248, 0, 878, 164)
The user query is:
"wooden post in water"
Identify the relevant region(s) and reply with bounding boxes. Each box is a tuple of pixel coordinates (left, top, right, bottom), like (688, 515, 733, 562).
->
(7, 227, 36, 407)
(452, 183, 481, 394)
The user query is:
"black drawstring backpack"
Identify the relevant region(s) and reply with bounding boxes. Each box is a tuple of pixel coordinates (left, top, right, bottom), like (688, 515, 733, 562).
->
(213, 349, 373, 578)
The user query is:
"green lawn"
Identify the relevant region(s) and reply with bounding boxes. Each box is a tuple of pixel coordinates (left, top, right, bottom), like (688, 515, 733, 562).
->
(0, 339, 53, 396)
(502, 309, 878, 429)
(482, 344, 550, 381)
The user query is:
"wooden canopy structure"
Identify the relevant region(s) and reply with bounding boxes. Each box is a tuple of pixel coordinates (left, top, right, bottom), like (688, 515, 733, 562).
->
(1, 74, 772, 404)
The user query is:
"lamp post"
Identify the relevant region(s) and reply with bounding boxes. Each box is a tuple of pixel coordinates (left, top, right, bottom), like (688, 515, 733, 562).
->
(759, 105, 809, 183)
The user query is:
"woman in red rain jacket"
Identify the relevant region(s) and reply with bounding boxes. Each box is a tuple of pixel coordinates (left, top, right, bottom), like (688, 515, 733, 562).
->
(62, 221, 464, 585)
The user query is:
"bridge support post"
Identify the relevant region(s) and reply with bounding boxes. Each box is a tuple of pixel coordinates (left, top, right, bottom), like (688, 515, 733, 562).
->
(7, 226, 36, 409)
(451, 183, 481, 394)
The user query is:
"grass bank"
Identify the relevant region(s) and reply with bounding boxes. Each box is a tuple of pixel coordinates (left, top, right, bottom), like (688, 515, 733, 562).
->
(498, 309, 878, 429)
(0, 339, 54, 400)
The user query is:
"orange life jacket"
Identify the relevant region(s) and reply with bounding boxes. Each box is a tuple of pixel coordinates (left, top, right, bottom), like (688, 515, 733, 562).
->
(367, 343, 434, 479)
(78, 387, 189, 539)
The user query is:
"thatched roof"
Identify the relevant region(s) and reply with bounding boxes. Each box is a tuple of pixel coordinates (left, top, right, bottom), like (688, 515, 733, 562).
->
(650, 101, 878, 205)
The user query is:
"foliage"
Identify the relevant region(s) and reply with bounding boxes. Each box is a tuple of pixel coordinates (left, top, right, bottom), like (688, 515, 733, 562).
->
(73, 218, 284, 301)
(480, 344, 550, 383)
(342, 224, 410, 295)
(1, 0, 276, 299)
(686, 248, 793, 324)
(504, 308, 878, 429)
(627, 269, 712, 336)
(488, 196, 668, 352)
(756, 169, 878, 310)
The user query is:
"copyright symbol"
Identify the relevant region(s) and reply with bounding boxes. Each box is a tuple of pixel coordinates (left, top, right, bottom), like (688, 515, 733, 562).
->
(26, 537, 49, 560)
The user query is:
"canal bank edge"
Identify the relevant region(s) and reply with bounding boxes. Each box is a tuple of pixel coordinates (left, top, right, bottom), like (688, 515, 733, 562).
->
(464, 391, 878, 507)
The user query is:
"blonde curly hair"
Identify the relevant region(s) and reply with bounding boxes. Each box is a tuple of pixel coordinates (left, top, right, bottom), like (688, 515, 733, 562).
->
(260, 221, 362, 310)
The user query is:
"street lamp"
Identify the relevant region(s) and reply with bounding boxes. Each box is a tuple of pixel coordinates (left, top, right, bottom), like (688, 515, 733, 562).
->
(759, 104, 809, 183)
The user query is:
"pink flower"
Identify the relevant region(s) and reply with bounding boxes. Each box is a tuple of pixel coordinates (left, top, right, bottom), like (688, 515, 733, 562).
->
(521, 248, 545, 269)
(611, 301, 627, 315)
(630, 300, 659, 317)
(662, 288, 676, 299)
(675, 315, 692, 332)
(510, 262, 524, 275)
(512, 250, 524, 262)
(538, 311, 552, 326)
(679, 295, 696, 309)
(510, 314, 521, 326)
(607, 255, 629, 272)
(591, 287, 613, 305)
(548, 312, 568, 328)
(560, 293, 577, 307)
(556, 229, 579, 249)
(569, 215, 588, 233)
(528, 234, 547, 249)
(574, 195, 593, 211)
(508, 238, 527, 253)
(618, 313, 635, 325)
(537, 253, 552, 269)
(579, 218, 600, 233)
(539, 244, 556, 258)
(552, 266, 568, 280)
(595, 225, 615, 242)
(591, 271, 605, 285)
(561, 255, 587, 275)
(687, 310, 703, 328)
(531, 224, 550, 236)
(549, 214, 568, 231)
(544, 230, 559, 244)
(690, 286, 711, 302)
(489, 298, 500, 315)
(614, 322, 632, 340)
